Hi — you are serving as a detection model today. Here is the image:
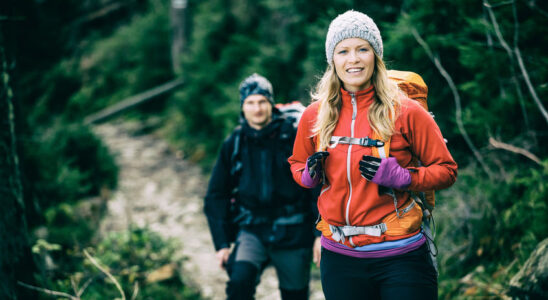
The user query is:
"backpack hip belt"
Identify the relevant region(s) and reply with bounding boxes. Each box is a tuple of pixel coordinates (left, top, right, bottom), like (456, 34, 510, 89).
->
(317, 198, 419, 244)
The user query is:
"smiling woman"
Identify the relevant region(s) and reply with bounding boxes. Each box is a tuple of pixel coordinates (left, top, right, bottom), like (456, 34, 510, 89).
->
(288, 10, 457, 300)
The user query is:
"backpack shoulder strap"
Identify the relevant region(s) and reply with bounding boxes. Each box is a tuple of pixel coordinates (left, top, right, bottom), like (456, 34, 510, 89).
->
(278, 117, 297, 141)
(371, 133, 391, 158)
(230, 126, 243, 177)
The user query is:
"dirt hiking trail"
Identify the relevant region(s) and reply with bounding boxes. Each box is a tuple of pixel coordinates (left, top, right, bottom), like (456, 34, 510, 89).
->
(93, 120, 323, 300)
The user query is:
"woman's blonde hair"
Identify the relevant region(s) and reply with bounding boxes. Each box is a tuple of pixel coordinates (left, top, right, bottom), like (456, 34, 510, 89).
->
(312, 52, 400, 151)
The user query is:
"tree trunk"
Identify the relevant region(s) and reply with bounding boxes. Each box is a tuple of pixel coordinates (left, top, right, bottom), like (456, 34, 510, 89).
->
(0, 31, 35, 300)
(170, 0, 188, 75)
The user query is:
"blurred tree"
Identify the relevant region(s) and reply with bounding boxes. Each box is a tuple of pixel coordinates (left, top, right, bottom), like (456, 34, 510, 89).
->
(170, 0, 189, 75)
(0, 30, 36, 300)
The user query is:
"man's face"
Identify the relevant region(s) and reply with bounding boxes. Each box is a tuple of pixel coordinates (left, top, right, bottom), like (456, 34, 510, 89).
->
(242, 94, 273, 130)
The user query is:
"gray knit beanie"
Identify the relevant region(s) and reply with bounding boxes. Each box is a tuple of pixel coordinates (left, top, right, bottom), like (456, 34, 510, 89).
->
(325, 10, 383, 65)
(238, 73, 274, 106)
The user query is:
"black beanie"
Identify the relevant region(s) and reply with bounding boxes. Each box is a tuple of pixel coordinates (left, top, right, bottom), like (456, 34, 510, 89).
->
(238, 73, 274, 106)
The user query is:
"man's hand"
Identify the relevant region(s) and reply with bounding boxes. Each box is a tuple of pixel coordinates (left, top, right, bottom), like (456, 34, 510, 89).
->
(312, 237, 321, 268)
(216, 248, 231, 270)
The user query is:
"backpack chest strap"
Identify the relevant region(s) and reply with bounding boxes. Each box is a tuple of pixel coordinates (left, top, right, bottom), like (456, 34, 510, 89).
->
(328, 135, 390, 159)
(329, 136, 384, 148)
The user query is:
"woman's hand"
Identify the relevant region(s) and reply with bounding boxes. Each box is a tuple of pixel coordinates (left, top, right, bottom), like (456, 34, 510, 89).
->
(302, 151, 329, 188)
(359, 155, 411, 189)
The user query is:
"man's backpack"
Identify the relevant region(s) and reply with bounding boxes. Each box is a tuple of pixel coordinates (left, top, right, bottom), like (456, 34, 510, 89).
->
(230, 101, 306, 176)
(275, 101, 306, 129)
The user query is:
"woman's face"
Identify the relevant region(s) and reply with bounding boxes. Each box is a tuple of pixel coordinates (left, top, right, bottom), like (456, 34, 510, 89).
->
(333, 38, 376, 92)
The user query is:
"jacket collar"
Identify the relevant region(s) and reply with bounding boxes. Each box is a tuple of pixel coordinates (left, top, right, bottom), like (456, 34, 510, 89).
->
(241, 116, 283, 139)
(340, 85, 375, 110)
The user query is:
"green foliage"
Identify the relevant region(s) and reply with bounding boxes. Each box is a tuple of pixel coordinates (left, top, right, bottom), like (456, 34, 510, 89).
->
(20, 122, 117, 247)
(436, 160, 548, 298)
(386, 0, 547, 161)
(165, 0, 409, 167)
(65, 0, 173, 120)
(15, 0, 172, 126)
(23, 123, 117, 209)
(7, 0, 548, 297)
(79, 228, 201, 300)
(43, 202, 95, 247)
(166, 2, 547, 296)
(35, 228, 201, 300)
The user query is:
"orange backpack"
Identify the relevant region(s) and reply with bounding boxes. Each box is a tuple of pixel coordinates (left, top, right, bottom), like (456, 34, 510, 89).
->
(386, 70, 436, 216)
(368, 71, 436, 215)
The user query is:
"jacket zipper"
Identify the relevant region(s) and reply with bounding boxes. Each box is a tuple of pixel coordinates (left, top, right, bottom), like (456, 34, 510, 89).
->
(345, 93, 357, 226)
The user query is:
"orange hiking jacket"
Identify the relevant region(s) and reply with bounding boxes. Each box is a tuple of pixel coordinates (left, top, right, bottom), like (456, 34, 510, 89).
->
(288, 86, 457, 246)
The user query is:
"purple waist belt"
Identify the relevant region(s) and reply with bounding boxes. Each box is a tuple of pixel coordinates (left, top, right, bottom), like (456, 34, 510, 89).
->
(321, 233, 426, 258)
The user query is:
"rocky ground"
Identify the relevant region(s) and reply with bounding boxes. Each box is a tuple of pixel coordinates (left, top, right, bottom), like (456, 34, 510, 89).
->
(93, 120, 323, 300)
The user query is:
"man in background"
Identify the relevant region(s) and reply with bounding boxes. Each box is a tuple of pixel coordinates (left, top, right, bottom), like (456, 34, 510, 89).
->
(204, 73, 319, 300)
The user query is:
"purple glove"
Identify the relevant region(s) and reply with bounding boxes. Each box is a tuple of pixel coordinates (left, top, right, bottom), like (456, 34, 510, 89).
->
(301, 151, 329, 188)
(359, 155, 411, 189)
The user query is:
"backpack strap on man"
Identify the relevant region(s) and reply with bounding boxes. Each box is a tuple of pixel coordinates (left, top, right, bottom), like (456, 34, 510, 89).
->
(230, 126, 243, 177)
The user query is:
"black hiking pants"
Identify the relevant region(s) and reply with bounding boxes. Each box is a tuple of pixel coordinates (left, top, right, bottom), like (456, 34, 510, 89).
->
(320, 243, 437, 300)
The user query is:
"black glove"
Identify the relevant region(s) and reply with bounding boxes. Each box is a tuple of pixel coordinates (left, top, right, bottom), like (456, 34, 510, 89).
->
(358, 155, 381, 180)
(306, 151, 329, 178)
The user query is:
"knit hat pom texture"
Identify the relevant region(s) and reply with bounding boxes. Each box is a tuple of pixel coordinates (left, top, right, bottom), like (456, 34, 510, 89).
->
(325, 10, 383, 65)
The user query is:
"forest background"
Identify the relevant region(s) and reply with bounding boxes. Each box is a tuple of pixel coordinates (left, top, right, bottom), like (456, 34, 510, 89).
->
(1, 0, 547, 299)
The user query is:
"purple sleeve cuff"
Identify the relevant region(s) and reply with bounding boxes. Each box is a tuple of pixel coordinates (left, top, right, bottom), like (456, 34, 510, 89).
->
(301, 163, 321, 188)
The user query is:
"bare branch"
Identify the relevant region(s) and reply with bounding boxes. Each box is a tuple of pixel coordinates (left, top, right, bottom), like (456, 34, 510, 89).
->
(511, 1, 530, 129)
(460, 271, 512, 299)
(484, 1, 513, 56)
(70, 277, 79, 297)
(83, 250, 126, 300)
(84, 78, 185, 125)
(484, 1, 548, 125)
(514, 46, 548, 124)
(525, 0, 548, 19)
(77, 278, 94, 297)
(410, 27, 494, 179)
(483, 0, 514, 8)
(488, 137, 542, 165)
(17, 281, 79, 300)
(72, 1, 128, 25)
(130, 281, 139, 300)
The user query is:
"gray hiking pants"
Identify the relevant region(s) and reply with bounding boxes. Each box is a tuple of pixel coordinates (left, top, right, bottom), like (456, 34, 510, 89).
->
(231, 230, 312, 291)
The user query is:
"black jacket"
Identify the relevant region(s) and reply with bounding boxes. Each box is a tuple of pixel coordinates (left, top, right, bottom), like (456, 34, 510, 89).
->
(204, 116, 318, 251)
